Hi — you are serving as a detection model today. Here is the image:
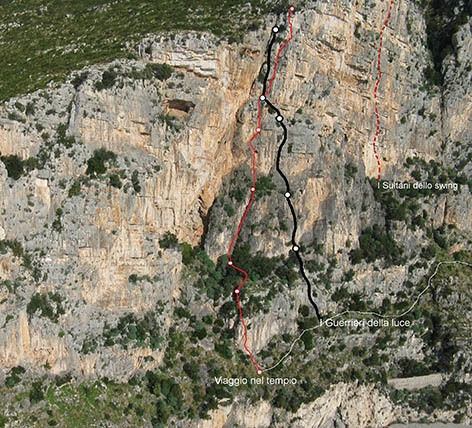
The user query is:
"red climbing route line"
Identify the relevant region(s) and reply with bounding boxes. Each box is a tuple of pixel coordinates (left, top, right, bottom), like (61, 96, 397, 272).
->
(372, 0, 393, 181)
(226, 6, 295, 375)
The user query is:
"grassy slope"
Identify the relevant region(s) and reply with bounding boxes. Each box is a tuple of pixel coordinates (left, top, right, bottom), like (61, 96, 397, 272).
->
(0, 0, 290, 102)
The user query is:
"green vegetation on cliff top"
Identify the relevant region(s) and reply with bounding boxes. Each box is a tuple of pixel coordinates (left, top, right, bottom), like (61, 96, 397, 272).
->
(0, 0, 291, 101)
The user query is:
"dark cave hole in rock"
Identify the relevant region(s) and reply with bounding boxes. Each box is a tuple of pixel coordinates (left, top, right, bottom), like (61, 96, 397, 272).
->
(168, 99, 195, 114)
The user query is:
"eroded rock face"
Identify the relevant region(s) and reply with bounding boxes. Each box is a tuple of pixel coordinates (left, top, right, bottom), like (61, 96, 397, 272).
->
(0, 0, 471, 425)
(186, 383, 397, 428)
(0, 29, 266, 377)
(288, 382, 397, 428)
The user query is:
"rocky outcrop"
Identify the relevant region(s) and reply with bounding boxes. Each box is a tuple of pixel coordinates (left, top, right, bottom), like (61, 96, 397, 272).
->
(0, 0, 471, 425)
(187, 383, 397, 428)
(0, 30, 267, 376)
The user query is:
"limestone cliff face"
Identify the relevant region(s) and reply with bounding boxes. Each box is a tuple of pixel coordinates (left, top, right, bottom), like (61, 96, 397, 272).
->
(204, 0, 472, 361)
(0, 29, 265, 377)
(0, 0, 471, 426)
(203, 0, 471, 265)
(188, 383, 397, 428)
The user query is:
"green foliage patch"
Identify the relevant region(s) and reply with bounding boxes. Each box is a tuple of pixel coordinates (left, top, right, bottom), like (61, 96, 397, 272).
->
(26, 292, 65, 322)
(147, 63, 174, 81)
(0, 154, 39, 180)
(350, 224, 404, 265)
(102, 311, 163, 350)
(159, 231, 179, 249)
(94, 69, 118, 91)
(85, 148, 117, 176)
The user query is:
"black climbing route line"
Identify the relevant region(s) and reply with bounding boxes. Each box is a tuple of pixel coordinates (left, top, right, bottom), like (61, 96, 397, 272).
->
(227, 6, 323, 373)
(260, 15, 323, 323)
(262, 32, 277, 95)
